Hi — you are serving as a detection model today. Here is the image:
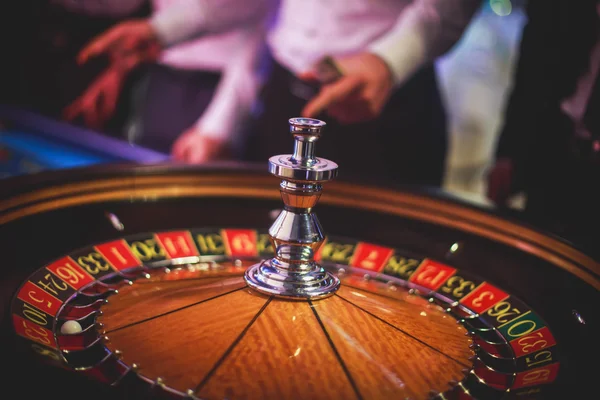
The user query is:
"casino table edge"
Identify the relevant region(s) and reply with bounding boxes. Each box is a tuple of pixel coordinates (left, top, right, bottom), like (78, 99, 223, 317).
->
(0, 162, 597, 292)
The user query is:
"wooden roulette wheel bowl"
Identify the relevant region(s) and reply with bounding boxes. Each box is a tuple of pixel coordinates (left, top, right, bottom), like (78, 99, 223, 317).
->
(0, 119, 597, 400)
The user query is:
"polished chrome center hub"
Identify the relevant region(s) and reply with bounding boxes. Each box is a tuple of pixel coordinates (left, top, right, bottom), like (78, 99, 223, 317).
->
(244, 117, 340, 300)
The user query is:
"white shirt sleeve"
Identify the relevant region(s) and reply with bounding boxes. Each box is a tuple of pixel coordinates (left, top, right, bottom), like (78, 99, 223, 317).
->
(368, 0, 481, 87)
(149, 0, 276, 47)
(193, 25, 269, 143)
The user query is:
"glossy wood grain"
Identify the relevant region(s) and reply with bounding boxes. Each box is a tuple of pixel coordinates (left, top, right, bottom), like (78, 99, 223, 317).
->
(314, 295, 471, 399)
(100, 275, 246, 331)
(98, 270, 473, 399)
(336, 284, 473, 366)
(101, 287, 268, 392)
(197, 298, 358, 400)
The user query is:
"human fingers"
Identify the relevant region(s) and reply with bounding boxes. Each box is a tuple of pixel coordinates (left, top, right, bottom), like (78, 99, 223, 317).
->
(63, 98, 85, 122)
(78, 25, 129, 64)
(301, 76, 362, 118)
(327, 97, 374, 124)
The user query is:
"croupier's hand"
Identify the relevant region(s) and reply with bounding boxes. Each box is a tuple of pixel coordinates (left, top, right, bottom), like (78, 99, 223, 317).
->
(77, 19, 161, 69)
(171, 127, 232, 164)
(63, 65, 126, 130)
(301, 52, 394, 125)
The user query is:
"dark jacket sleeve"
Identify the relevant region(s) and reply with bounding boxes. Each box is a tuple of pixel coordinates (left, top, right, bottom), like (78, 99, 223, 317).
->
(494, 0, 555, 162)
(495, 0, 598, 164)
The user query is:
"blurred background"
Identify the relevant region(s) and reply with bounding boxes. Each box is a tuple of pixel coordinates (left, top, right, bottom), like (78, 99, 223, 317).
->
(438, 0, 527, 208)
(0, 0, 527, 208)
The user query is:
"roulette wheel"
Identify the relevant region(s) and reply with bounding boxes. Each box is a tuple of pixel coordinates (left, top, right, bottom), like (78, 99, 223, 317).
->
(1, 118, 597, 400)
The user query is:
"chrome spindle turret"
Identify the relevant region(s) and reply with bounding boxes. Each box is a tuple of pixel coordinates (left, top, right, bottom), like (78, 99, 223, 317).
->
(244, 118, 340, 300)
